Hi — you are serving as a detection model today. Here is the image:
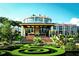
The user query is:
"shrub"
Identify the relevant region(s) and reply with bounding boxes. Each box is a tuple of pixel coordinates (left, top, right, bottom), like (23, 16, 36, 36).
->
(59, 34, 65, 40)
(51, 35, 64, 48)
(33, 37, 42, 45)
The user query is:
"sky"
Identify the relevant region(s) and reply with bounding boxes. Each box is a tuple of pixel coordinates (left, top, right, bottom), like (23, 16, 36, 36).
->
(0, 3, 79, 25)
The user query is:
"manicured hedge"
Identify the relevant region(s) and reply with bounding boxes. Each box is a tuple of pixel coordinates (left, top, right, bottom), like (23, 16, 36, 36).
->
(0, 50, 6, 55)
(21, 48, 49, 54)
(10, 45, 65, 56)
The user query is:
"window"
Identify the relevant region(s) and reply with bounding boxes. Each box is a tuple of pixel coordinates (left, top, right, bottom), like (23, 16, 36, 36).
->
(65, 26, 70, 31)
(35, 17, 43, 23)
(59, 26, 62, 31)
(44, 18, 51, 23)
(71, 26, 77, 31)
(27, 28, 33, 33)
(27, 17, 34, 23)
(53, 26, 56, 30)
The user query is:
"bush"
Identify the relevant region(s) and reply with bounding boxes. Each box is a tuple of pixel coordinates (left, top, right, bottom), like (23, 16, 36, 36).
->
(51, 35, 64, 48)
(33, 37, 42, 45)
(15, 35, 23, 41)
(68, 38, 74, 42)
(59, 34, 65, 40)
(66, 35, 73, 38)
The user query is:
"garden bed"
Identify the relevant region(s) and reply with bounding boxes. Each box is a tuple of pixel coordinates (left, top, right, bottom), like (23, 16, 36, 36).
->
(10, 45, 65, 56)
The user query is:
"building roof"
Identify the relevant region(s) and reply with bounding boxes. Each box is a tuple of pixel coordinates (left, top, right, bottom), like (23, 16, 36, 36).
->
(20, 23, 54, 26)
(54, 23, 77, 26)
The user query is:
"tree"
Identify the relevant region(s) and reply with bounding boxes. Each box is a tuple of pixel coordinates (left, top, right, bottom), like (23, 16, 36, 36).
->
(0, 17, 8, 23)
(10, 20, 22, 31)
(1, 20, 12, 43)
(0, 17, 23, 44)
(10, 20, 16, 26)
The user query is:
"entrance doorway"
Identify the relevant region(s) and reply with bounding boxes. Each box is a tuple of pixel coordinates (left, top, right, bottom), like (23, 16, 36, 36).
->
(34, 26, 40, 34)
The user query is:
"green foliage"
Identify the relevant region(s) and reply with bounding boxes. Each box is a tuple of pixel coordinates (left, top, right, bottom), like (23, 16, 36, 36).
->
(65, 37, 75, 51)
(0, 17, 22, 45)
(0, 50, 6, 55)
(10, 45, 65, 56)
(33, 37, 41, 42)
(20, 44, 30, 49)
(0, 17, 8, 23)
(1, 20, 11, 42)
(3, 41, 9, 46)
(1, 20, 11, 35)
(23, 48, 49, 54)
(33, 36, 42, 45)
(66, 35, 73, 38)
(9, 20, 22, 27)
(68, 38, 74, 42)
(51, 35, 59, 41)
(65, 42, 75, 51)
(51, 35, 64, 48)
(15, 33, 23, 41)
(59, 34, 65, 40)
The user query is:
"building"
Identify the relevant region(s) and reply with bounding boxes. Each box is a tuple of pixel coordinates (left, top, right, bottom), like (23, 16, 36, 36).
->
(20, 15, 78, 38)
(77, 26, 79, 34)
(20, 14, 54, 37)
(52, 23, 77, 35)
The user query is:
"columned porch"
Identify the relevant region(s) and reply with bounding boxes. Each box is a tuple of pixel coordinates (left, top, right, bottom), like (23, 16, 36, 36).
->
(20, 23, 54, 43)
(20, 23, 54, 37)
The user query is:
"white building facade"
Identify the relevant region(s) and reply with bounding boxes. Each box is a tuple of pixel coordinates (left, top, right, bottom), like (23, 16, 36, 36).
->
(51, 23, 77, 35)
(20, 15, 78, 37)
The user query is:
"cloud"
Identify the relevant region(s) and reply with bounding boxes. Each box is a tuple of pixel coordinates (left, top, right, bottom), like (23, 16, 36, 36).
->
(70, 18, 79, 26)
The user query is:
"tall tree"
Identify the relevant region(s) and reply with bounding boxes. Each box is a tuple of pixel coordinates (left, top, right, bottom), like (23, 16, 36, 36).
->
(1, 20, 12, 43)
(0, 17, 8, 23)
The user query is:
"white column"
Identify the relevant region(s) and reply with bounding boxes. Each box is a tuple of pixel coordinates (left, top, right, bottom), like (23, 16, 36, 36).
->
(51, 26, 53, 30)
(51, 26, 53, 36)
(43, 17, 44, 23)
(33, 16, 35, 23)
(21, 26, 25, 37)
(24, 28, 25, 37)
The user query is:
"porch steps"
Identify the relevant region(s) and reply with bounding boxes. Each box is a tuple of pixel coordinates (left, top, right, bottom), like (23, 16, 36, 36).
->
(21, 35, 53, 44)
